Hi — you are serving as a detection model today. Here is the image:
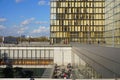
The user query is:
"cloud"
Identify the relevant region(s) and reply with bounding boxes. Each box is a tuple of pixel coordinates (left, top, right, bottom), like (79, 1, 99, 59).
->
(0, 18, 7, 22)
(47, 2, 50, 5)
(32, 26, 49, 34)
(0, 24, 29, 36)
(35, 21, 48, 24)
(7, 26, 28, 36)
(15, 0, 24, 3)
(17, 27, 28, 34)
(0, 24, 49, 37)
(38, 0, 49, 6)
(38, 0, 46, 5)
(21, 17, 35, 25)
(20, 16, 25, 18)
(0, 25, 6, 30)
(31, 26, 49, 36)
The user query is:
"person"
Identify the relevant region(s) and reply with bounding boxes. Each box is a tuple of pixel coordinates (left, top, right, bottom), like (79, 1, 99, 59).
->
(98, 40, 100, 45)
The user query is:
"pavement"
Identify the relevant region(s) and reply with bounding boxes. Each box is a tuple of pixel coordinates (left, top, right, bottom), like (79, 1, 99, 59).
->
(72, 44, 120, 78)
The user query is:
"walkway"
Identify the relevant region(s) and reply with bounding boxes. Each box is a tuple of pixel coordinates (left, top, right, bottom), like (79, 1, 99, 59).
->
(72, 44, 120, 78)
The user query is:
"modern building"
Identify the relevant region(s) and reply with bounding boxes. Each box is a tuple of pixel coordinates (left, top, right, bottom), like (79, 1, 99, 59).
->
(105, 0, 120, 47)
(50, 0, 105, 44)
(1, 43, 120, 78)
(0, 44, 72, 78)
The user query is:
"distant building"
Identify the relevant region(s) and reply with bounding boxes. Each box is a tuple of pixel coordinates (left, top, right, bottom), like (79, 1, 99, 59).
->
(50, 0, 105, 44)
(105, 0, 120, 47)
(21, 35, 26, 38)
(3, 37, 18, 44)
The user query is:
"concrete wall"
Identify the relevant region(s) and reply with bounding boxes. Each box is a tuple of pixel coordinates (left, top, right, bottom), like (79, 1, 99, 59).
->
(72, 49, 86, 68)
(54, 47, 72, 65)
(0, 46, 72, 67)
(0, 78, 117, 80)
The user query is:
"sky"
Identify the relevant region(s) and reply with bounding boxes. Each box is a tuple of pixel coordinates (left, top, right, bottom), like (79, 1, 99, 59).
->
(0, 0, 50, 37)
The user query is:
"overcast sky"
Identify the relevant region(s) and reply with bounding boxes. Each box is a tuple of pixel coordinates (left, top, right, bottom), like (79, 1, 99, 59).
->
(0, 0, 50, 37)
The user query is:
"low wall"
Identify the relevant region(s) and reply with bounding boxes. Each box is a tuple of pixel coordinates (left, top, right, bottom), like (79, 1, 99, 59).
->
(0, 78, 118, 80)
(0, 46, 72, 66)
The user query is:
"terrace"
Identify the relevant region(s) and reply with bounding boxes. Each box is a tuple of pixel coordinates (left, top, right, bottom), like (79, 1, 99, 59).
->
(0, 42, 120, 79)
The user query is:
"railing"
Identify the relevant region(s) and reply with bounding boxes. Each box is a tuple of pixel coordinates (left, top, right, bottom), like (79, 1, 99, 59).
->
(0, 42, 71, 47)
(0, 78, 118, 80)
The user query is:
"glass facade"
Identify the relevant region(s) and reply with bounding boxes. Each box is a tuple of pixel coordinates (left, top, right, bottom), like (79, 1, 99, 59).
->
(50, 0, 105, 44)
(105, 0, 120, 47)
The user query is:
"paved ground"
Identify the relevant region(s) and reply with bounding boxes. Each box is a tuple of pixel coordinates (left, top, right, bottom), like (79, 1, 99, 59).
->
(72, 44, 120, 78)
(1, 42, 120, 78)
